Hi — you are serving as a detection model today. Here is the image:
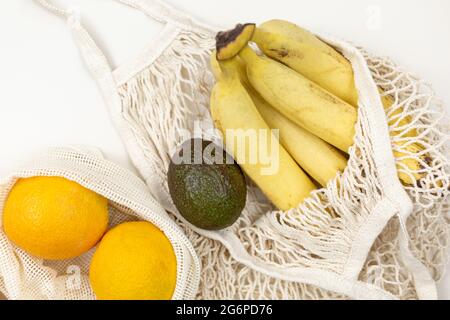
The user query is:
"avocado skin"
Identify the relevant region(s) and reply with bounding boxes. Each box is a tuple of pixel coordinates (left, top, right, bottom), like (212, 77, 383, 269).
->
(168, 139, 247, 230)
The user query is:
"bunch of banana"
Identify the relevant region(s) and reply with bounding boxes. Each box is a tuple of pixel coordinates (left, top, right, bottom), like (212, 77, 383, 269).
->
(250, 20, 426, 185)
(210, 58, 316, 210)
(213, 20, 426, 186)
(211, 53, 348, 188)
(238, 46, 357, 153)
(210, 54, 350, 210)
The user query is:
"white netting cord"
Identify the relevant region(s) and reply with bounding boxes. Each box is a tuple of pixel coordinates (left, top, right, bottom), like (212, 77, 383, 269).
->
(118, 30, 217, 207)
(240, 104, 385, 273)
(359, 217, 418, 300)
(356, 51, 450, 299)
(33, 0, 72, 19)
(364, 54, 449, 191)
(116, 28, 449, 299)
(0, 147, 200, 300)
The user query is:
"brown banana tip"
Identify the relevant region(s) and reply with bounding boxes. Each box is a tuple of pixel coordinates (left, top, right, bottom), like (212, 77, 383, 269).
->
(216, 23, 256, 61)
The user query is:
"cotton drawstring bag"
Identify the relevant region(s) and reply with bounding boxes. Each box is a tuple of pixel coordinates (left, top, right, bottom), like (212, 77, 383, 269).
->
(0, 146, 200, 299)
(31, 0, 450, 300)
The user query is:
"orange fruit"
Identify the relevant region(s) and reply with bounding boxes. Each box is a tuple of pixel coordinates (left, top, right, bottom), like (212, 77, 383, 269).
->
(2, 176, 109, 260)
(89, 221, 177, 300)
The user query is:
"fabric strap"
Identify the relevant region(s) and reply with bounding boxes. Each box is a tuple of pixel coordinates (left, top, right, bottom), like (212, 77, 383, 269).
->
(34, 0, 174, 21)
(33, 0, 215, 30)
(34, 0, 115, 79)
(34, 0, 72, 18)
(32, 0, 214, 81)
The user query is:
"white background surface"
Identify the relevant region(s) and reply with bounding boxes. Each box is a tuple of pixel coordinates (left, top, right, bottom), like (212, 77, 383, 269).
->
(0, 0, 449, 299)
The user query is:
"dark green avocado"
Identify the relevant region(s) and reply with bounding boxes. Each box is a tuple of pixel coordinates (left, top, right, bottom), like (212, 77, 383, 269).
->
(167, 139, 247, 230)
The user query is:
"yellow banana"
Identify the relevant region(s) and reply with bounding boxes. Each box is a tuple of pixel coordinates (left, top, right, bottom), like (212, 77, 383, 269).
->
(252, 19, 359, 107)
(253, 20, 419, 135)
(251, 19, 425, 184)
(255, 98, 348, 187)
(210, 58, 316, 210)
(239, 46, 357, 153)
(211, 52, 348, 187)
(210, 50, 235, 80)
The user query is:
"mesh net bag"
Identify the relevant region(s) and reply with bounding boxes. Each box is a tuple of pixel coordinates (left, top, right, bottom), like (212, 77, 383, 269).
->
(0, 146, 200, 300)
(111, 28, 450, 300)
(18, 0, 450, 299)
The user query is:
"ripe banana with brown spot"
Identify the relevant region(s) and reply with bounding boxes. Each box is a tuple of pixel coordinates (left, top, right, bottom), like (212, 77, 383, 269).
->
(253, 19, 418, 137)
(210, 51, 348, 187)
(239, 46, 357, 153)
(251, 19, 426, 184)
(210, 57, 316, 210)
(252, 19, 359, 107)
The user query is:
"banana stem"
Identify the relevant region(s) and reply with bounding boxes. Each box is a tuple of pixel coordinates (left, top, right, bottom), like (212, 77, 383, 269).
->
(219, 59, 241, 80)
(239, 46, 259, 65)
